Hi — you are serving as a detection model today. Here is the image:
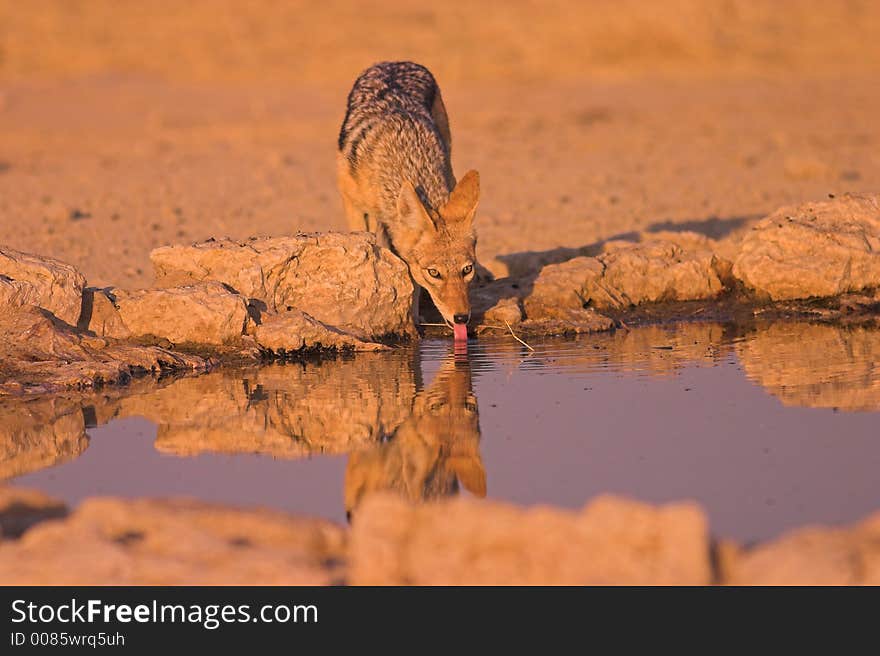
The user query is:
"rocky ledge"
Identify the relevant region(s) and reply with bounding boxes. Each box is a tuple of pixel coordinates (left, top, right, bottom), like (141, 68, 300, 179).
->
(2, 193, 879, 394)
(1, 233, 412, 395)
(1, 486, 877, 585)
(472, 192, 880, 334)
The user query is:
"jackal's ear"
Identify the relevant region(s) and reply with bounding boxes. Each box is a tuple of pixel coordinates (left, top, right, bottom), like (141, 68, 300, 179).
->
(441, 170, 480, 225)
(448, 455, 487, 497)
(395, 181, 437, 236)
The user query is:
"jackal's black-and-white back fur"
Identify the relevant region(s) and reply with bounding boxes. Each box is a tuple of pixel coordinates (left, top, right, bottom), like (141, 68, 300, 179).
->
(338, 61, 454, 214)
(336, 61, 480, 329)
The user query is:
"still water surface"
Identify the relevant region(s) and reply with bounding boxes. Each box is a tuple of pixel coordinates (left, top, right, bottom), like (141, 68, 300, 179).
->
(6, 321, 880, 543)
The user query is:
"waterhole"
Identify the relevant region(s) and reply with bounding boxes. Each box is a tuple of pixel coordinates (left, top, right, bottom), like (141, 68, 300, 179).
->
(5, 320, 879, 543)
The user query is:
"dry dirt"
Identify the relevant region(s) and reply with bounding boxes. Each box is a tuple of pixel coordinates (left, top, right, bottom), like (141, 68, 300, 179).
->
(2, 1, 880, 585)
(1, 1, 879, 290)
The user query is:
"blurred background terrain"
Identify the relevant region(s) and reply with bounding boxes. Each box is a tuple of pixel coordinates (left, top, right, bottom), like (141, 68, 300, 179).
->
(1, 0, 878, 286)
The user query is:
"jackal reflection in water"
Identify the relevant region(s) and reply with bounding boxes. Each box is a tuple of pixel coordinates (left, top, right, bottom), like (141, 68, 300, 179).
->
(344, 352, 486, 518)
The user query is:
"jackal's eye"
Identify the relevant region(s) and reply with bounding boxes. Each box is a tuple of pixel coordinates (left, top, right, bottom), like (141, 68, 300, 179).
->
(426, 268, 442, 279)
(461, 264, 474, 277)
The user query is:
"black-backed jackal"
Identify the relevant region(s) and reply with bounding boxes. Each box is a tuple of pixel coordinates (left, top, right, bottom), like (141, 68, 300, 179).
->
(337, 61, 480, 339)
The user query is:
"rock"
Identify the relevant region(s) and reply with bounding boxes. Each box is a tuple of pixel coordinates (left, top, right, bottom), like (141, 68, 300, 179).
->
(0, 497, 345, 584)
(470, 279, 525, 327)
(349, 494, 710, 585)
(79, 287, 130, 337)
(523, 256, 606, 318)
(0, 277, 38, 310)
(0, 245, 86, 324)
(482, 297, 523, 326)
(94, 356, 417, 459)
(733, 193, 880, 300)
(635, 230, 718, 253)
(491, 231, 716, 281)
(596, 241, 726, 307)
(0, 397, 89, 479)
(736, 322, 880, 411)
(524, 240, 726, 316)
(0, 486, 67, 539)
(253, 309, 388, 354)
(723, 511, 880, 585)
(517, 308, 615, 335)
(712, 539, 742, 583)
(111, 282, 249, 345)
(0, 305, 211, 395)
(151, 233, 415, 340)
(470, 271, 614, 335)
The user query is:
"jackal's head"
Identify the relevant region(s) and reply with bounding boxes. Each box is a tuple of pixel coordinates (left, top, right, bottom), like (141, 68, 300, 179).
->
(343, 355, 485, 518)
(389, 170, 480, 329)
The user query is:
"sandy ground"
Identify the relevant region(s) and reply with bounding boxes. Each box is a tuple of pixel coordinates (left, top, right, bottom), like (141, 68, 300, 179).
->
(2, 2, 880, 586)
(1, 2, 879, 289)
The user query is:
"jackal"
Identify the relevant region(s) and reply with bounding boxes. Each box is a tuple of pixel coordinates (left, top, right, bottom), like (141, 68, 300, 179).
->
(344, 353, 486, 517)
(337, 61, 480, 338)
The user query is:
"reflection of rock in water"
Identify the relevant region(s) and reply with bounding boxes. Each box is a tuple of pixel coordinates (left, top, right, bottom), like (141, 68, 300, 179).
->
(598, 322, 732, 376)
(95, 351, 417, 458)
(737, 323, 880, 411)
(0, 397, 89, 479)
(344, 355, 486, 516)
(473, 322, 733, 378)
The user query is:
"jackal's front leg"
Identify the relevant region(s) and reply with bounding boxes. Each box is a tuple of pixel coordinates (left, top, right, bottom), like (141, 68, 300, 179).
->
(412, 283, 423, 328)
(341, 195, 369, 232)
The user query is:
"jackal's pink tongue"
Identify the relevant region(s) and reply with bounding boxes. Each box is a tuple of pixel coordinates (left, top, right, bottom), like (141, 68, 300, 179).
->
(453, 323, 468, 341)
